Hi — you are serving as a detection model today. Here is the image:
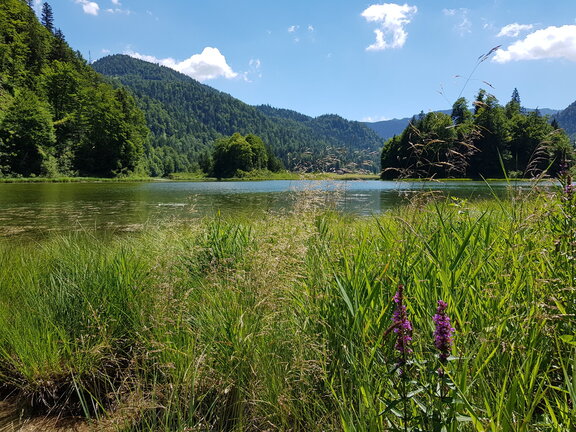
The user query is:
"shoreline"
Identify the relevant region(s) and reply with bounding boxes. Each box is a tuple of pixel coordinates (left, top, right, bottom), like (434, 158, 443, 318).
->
(0, 174, 557, 184)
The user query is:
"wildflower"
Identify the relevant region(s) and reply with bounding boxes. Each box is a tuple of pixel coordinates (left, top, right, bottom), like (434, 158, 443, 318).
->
(392, 285, 412, 356)
(433, 300, 454, 363)
(565, 182, 573, 200)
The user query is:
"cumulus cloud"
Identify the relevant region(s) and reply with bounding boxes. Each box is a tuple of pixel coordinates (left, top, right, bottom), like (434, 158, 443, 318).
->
(75, 0, 100, 15)
(111, 0, 120, 4)
(127, 48, 239, 81)
(361, 3, 417, 51)
(493, 25, 576, 63)
(497, 23, 534, 38)
(288, 25, 299, 33)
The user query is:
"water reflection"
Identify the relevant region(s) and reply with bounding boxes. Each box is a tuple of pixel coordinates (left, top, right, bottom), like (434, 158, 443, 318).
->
(0, 180, 553, 239)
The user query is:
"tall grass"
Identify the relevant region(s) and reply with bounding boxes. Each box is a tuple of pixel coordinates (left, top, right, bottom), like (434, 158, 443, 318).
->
(0, 186, 574, 430)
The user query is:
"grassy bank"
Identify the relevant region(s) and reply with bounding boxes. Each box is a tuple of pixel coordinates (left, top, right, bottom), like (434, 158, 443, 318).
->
(0, 187, 574, 431)
(0, 172, 379, 184)
(0, 176, 158, 183)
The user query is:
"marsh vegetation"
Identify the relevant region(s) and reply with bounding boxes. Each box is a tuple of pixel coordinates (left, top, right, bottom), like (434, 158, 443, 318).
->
(0, 182, 574, 431)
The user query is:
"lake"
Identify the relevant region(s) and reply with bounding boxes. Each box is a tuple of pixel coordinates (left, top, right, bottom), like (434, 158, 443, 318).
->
(0, 180, 553, 238)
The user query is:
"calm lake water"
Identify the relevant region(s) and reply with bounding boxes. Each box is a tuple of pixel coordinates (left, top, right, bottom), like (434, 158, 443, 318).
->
(0, 180, 552, 238)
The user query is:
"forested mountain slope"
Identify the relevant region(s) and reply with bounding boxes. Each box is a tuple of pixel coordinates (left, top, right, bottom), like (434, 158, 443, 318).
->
(554, 101, 576, 140)
(92, 55, 383, 174)
(0, 0, 147, 177)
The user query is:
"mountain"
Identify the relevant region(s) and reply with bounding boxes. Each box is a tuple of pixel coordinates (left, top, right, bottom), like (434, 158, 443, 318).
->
(92, 55, 383, 174)
(554, 101, 576, 140)
(363, 117, 411, 141)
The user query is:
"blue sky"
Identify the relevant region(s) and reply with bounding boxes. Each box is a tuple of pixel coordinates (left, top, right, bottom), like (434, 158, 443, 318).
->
(40, 1, 576, 121)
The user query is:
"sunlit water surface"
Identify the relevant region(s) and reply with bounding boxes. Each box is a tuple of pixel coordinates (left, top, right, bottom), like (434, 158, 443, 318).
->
(0, 180, 553, 239)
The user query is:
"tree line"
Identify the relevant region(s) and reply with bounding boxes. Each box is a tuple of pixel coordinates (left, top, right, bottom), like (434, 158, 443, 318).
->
(381, 89, 574, 179)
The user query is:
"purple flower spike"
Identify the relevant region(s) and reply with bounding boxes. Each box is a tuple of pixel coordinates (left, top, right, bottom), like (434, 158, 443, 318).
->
(392, 285, 413, 356)
(433, 300, 455, 362)
(565, 183, 573, 199)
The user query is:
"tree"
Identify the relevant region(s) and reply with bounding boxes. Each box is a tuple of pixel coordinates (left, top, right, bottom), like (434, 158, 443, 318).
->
(505, 88, 522, 118)
(381, 112, 461, 179)
(41, 2, 54, 33)
(244, 134, 268, 170)
(212, 133, 271, 178)
(0, 89, 56, 176)
(76, 85, 146, 176)
(451, 97, 472, 125)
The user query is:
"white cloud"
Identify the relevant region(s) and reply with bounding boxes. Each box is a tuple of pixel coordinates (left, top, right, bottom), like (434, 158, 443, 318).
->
(75, 0, 100, 15)
(497, 23, 534, 38)
(106, 7, 130, 14)
(242, 58, 262, 82)
(443, 8, 472, 36)
(126, 48, 239, 81)
(308, 25, 315, 32)
(111, 0, 120, 4)
(457, 16, 472, 35)
(362, 115, 391, 122)
(494, 25, 576, 63)
(288, 25, 299, 33)
(361, 3, 418, 51)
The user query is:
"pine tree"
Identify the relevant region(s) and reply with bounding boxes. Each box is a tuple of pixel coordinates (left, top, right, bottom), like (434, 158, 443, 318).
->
(41, 2, 54, 33)
(506, 88, 522, 117)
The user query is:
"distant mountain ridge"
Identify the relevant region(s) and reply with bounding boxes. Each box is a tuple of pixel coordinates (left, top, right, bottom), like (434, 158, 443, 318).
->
(554, 102, 576, 140)
(92, 55, 383, 174)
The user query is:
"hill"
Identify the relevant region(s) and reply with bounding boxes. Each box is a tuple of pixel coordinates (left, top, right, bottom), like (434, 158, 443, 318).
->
(0, 0, 147, 177)
(92, 55, 383, 174)
(554, 101, 576, 140)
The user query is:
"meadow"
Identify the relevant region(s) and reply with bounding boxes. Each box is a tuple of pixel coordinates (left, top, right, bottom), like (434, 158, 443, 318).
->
(0, 183, 574, 431)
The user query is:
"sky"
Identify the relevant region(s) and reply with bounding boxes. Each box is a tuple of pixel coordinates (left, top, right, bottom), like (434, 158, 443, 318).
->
(37, 1, 576, 121)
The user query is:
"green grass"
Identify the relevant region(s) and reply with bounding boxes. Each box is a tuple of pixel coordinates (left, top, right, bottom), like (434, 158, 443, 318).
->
(0, 171, 380, 183)
(0, 175, 159, 183)
(0, 188, 574, 431)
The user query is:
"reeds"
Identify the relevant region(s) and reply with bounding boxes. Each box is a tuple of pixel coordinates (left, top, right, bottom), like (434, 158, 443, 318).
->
(0, 185, 574, 430)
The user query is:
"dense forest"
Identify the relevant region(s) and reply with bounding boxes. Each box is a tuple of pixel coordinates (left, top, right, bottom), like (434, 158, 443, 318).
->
(92, 55, 383, 175)
(381, 89, 575, 179)
(0, 0, 148, 177)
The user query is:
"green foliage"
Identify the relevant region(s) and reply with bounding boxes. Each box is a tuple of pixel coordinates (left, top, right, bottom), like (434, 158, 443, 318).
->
(212, 133, 269, 177)
(0, 191, 575, 430)
(92, 55, 383, 174)
(382, 88, 575, 179)
(0, 0, 148, 178)
(0, 89, 55, 176)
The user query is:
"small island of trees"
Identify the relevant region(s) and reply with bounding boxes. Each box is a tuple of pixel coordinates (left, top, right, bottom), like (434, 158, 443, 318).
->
(381, 89, 575, 179)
